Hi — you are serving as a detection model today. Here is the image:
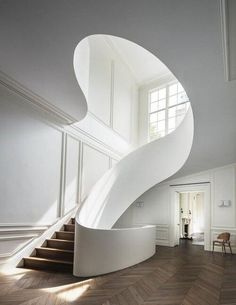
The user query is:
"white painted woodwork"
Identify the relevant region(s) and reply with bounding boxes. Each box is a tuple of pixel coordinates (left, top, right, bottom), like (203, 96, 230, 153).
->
(87, 36, 112, 125)
(81, 144, 110, 202)
(64, 136, 80, 214)
(113, 59, 133, 140)
(0, 85, 62, 225)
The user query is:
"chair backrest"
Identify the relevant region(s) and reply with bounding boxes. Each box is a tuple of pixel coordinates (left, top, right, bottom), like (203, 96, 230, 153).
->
(217, 232, 230, 241)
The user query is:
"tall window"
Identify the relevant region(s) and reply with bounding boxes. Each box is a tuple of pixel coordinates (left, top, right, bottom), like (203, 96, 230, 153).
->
(149, 81, 189, 141)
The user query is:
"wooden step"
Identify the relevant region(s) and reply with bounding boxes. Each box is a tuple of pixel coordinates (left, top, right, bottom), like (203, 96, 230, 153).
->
(64, 223, 75, 232)
(36, 247, 74, 261)
(56, 231, 74, 240)
(24, 257, 73, 272)
(47, 238, 74, 250)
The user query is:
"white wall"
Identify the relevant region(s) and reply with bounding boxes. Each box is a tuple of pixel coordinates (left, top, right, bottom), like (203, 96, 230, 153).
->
(64, 135, 80, 214)
(74, 36, 139, 155)
(0, 87, 62, 226)
(116, 163, 236, 251)
(0, 34, 141, 266)
(0, 78, 121, 265)
(81, 144, 110, 202)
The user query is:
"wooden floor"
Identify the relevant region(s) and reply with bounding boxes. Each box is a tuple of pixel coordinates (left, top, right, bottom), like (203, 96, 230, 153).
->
(1, 241, 236, 305)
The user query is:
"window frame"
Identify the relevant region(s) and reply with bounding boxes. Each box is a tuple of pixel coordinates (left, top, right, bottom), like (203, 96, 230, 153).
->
(148, 81, 189, 142)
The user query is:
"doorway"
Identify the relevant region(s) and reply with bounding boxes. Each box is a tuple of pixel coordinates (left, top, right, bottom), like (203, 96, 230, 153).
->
(179, 192, 204, 245)
(170, 183, 211, 251)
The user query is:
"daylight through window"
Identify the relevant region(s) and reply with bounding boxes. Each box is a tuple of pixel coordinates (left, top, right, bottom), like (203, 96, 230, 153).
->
(149, 81, 189, 141)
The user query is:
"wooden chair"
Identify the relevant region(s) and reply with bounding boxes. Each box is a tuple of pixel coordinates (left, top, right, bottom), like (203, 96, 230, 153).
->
(212, 232, 233, 255)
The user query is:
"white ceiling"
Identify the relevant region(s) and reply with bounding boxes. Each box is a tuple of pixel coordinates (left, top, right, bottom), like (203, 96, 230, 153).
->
(0, 0, 236, 176)
(107, 36, 172, 85)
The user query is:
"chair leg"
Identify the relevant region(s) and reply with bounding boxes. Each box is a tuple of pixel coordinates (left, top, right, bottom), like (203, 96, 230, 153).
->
(223, 243, 226, 254)
(222, 244, 224, 255)
(229, 242, 233, 255)
(212, 242, 214, 253)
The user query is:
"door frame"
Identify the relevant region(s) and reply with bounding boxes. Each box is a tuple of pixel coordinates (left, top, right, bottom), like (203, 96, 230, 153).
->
(170, 183, 211, 251)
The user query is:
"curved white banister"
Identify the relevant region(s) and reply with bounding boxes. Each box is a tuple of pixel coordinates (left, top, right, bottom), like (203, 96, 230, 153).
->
(74, 107, 194, 276)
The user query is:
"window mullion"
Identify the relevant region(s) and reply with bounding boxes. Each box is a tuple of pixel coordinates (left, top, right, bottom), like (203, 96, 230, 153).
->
(166, 85, 169, 135)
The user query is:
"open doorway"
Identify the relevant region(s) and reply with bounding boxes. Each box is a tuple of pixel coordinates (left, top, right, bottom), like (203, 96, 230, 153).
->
(171, 183, 210, 251)
(179, 192, 204, 245)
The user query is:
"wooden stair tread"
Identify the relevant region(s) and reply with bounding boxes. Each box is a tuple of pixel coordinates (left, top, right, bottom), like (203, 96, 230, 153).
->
(36, 247, 74, 253)
(56, 230, 74, 234)
(24, 256, 73, 265)
(64, 224, 75, 232)
(22, 217, 75, 272)
(47, 238, 74, 243)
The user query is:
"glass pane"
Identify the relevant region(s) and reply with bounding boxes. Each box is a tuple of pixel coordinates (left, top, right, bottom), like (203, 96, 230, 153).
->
(157, 120, 165, 131)
(169, 83, 178, 96)
(150, 91, 158, 103)
(168, 106, 177, 118)
(149, 122, 157, 133)
(168, 128, 175, 134)
(158, 88, 166, 99)
(169, 95, 177, 106)
(157, 130, 165, 138)
(178, 92, 188, 104)
(178, 82, 184, 93)
(157, 110, 165, 121)
(176, 104, 186, 116)
(157, 99, 166, 110)
(168, 117, 175, 129)
(150, 113, 157, 123)
(150, 102, 158, 112)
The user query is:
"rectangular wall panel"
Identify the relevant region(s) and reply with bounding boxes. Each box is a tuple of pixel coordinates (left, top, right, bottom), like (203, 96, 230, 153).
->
(0, 86, 62, 225)
(64, 136, 80, 214)
(81, 144, 110, 201)
(113, 60, 133, 140)
(212, 166, 235, 227)
(88, 37, 112, 125)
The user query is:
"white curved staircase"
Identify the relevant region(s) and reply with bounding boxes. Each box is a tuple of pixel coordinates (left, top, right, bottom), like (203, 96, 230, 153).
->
(74, 107, 194, 277)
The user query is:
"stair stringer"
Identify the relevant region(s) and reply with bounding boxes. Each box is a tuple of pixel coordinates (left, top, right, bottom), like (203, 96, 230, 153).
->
(74, 107, 194, 277)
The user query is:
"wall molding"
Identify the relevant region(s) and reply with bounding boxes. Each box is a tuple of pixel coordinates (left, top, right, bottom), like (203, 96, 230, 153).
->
(0, 70, 77, 125)
(134, 223, 170, 246)
(220, 0, 230, 81)
(0, 69, 123, 161)
(70, 124, 123, 160)
(86, 110, 130, 144)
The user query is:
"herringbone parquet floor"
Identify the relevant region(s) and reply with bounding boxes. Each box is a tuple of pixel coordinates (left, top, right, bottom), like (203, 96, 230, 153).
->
(0, 241, 236, 305)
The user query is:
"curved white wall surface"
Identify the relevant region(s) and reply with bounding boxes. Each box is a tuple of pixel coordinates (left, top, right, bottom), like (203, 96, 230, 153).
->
(74, 108, 194, 276)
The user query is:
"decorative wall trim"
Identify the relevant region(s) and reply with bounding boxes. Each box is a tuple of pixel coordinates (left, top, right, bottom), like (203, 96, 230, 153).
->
(133, 223, 170, 246)
(70, 124, 123, 160)
(0, 70, 77, 124)
(0, 226, 48, 235)
(0, 58, 126, 162)
(220, 0, 230, 81)
(0, 238, 35, 260)
(85, 111, 130, 143)
(110, 60, 115, 128)
(211, 165, 236, 228)
(156, 225, 170, 246)
(80, 142, 111, 202)
(59, 132, 67, 217)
